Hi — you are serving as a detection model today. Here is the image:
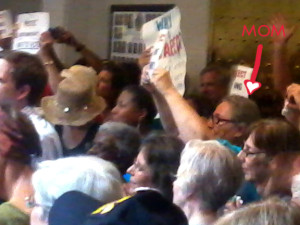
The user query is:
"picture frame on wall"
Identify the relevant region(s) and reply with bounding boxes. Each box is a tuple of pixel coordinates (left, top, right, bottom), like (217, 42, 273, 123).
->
(109, 4, 174, 62)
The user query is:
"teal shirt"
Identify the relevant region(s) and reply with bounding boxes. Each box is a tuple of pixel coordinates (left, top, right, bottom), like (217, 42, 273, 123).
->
(0, 202, 29, 225)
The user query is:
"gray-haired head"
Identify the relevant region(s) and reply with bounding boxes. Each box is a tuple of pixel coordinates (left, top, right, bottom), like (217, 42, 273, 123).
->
(88, 122, 141, 174)
(32, 156, 123, 221)
(221, 95, 260, 126)
(173, 140, 243, 212)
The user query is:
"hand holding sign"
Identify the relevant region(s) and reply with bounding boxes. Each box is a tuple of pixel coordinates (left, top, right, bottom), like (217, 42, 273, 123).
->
(138, 48, 152, 69)
(141, 7, 186, 95)
(151, 68, 175, 95)
(147, 29, 168, 79)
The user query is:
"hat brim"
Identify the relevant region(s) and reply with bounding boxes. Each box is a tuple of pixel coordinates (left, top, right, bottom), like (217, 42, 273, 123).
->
(49, 191, 102, 225)
(41, 95, 106, 126)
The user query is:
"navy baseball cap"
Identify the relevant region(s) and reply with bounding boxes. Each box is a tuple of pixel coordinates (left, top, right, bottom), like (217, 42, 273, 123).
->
(49, 190, 188, 225)
(49, 191, 103, 225)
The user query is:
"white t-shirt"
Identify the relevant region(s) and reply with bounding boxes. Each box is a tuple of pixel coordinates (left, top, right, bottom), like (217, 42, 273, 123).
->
(22, 106, 63, 161)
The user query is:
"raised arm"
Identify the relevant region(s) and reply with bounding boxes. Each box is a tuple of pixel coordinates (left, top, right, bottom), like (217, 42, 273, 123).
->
(141, 67, 178, 136)
(38, 31, 64, 93)
(57, 28, 103, 72)
(271, 14, 295, 97)
(150, 68, 212, 142)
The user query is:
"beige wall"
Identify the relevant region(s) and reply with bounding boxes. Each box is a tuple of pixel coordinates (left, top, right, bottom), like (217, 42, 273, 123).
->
(43, 0, 211, 91)
(0, 0, 41, 17)
(42, 0, 210, 91)
(1, 0, 210, 90)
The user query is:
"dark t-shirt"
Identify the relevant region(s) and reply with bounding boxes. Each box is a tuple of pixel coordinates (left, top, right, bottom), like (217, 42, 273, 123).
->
(55, 123, 100, 157)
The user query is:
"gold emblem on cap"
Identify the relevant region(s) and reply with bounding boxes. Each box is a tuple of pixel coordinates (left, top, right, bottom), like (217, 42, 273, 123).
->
(92, 195, 132, 215)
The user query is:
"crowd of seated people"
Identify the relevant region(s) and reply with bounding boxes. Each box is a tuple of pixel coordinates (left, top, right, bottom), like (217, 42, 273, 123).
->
(2, 12, 300, 225)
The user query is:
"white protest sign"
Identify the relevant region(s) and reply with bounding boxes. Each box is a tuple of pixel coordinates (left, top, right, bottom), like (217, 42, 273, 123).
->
(13, 12, 49, 54)
(141, 7, 186, 95)
(147, 29, 168, 79)
(229, 65, 253, 98)
(0, 10, 13, 39)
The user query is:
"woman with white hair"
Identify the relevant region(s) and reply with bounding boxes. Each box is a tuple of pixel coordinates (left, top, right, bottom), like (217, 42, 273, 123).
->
(30, 156, 124, 225)
(173, 140, 243, 225)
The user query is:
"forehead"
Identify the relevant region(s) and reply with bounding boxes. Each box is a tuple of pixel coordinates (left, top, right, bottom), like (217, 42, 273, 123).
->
(99, 70, 112, 79)
(0, 59, 12, 79)
(244, 134, 255, 147)
(200, 71, 219, 82)
(137, 148, 147, 162)
(118, 90, 134, 101)
(214, 101, 233, 118)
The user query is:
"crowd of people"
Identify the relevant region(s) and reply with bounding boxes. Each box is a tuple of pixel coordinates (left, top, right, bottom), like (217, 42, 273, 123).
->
(1, 13, 300, 225)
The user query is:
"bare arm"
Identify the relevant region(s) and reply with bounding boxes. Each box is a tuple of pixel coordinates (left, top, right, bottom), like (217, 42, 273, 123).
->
(38, 31, 64, 93)
(271, 14, 295, 97)
(150, 68, 212, 142)
(142, 79, 179, 136)
(140, 54, 179, 136)
(57, 29, 103, 72)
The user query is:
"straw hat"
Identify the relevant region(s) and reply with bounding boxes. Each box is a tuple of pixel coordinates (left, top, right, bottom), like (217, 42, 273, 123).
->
(42, 66, 106, 126)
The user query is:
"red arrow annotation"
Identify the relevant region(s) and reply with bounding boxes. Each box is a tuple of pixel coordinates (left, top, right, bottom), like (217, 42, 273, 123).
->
(244, 44, 263, 95)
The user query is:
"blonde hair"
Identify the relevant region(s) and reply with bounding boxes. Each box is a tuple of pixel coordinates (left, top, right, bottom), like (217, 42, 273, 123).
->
(215, 197, 300, 225)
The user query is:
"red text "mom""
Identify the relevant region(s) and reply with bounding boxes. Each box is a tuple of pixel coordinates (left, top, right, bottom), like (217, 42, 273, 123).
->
(242, 25, 285, 37)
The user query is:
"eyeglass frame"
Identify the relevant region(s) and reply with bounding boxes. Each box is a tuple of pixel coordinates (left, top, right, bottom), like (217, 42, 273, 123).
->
(240, 145, 266, 158)
(209, 114, 238, 126)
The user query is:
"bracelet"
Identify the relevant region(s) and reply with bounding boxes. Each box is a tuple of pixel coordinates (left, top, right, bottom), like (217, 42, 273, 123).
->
(43, 60, 54, 66)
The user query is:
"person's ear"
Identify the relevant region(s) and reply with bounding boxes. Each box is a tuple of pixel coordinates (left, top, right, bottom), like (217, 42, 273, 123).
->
(233, 125, 246, 139)
(16, 85, 30, 102)
(138, 109, 147, 123)
(0, 133, 13, 157)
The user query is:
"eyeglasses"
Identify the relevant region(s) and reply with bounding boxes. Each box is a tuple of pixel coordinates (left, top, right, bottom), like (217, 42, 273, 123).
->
(25, 196, 41, 208)
(240, 145, 266, 157)
(210, 114, 237, 125)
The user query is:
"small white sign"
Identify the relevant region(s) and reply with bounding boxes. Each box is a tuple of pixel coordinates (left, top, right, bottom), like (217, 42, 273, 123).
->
(230, 65, 253, 98)
(12, 12, 49, 54)
(0, 10, 13, 39)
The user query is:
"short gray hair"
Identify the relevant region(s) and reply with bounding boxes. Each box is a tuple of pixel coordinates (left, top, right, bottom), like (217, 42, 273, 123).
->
(222, 95, 260, 126)
(98, 122, 141, 153)
(175, 140, 243, 211)
(32, 156, 123, 221)
(89, 122, 141, 174)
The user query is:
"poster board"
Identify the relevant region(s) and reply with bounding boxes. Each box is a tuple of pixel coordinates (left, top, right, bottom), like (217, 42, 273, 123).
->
(12, 12, 49, 54)
(141, 7, 187, 95)
(0, 10, 13, 39)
